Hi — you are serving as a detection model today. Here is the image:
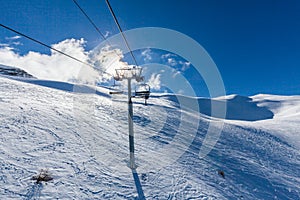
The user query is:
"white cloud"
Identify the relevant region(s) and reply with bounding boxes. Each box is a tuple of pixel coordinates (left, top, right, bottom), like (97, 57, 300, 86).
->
(167, 58, 177, 66)
(0, 37, 143, 85)
(179, 61, 191, 71)
(5, 35, 21, 40)
(147, 73, 161, 90)
(161, 53, 191, 71)
(89, 45, 133, 82)
(161, 53, 178, 67)
(172, 71, 181, 78)
(177, 89, 184, 94)
(0, 43, 9, 47)
(161, 53, 175, 59)
(12, 41, 23, 46)
(141, 48, 152, 62)
(104, 31, 111, 38)
(0, 38, 99, 83)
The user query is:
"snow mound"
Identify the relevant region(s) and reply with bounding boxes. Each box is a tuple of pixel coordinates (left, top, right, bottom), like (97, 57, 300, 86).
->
(252, 94, 300, 119)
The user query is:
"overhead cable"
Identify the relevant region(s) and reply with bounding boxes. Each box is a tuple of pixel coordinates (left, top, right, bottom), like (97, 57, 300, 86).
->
(72, 0, 123, 60)
(105, 0, 139, 67)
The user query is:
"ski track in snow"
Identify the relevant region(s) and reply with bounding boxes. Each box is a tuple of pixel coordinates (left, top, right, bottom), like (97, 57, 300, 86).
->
(0, 76, 300, 199)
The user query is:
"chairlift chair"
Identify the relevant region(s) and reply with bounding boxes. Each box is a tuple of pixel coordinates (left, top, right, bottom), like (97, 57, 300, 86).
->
(109, 88, 123, 95)
(134, 83, 150, 105)
(109, 80, 123, 95)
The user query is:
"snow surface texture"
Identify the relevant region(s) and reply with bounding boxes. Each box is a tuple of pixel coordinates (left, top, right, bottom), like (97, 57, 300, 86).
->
(0, 72, 300, 199)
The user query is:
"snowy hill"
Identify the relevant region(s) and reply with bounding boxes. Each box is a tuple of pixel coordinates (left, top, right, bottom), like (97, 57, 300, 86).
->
(0, 75, 299, 199)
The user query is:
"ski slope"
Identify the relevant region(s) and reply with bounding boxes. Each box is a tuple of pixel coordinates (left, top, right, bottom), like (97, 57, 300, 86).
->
(0, 73, 300, 199)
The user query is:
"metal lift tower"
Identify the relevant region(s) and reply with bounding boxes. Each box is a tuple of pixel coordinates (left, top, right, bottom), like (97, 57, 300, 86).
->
(113, 67, 143, 169)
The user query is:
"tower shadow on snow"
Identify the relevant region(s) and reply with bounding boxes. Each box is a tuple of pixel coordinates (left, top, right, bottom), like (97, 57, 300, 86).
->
(132, 169, 146, 200)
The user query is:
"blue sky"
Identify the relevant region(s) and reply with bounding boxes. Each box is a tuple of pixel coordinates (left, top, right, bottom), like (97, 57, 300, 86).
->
(1, 0, 300, 97)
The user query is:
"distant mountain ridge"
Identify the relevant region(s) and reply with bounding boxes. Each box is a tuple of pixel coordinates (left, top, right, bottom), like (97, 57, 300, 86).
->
(154, 94, 274, 121)
(0, 64, 35, 78)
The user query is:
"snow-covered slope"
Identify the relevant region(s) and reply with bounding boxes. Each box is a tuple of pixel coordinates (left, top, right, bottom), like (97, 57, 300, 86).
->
(0, 75, 299, 199)
(226, 94, 300, 149)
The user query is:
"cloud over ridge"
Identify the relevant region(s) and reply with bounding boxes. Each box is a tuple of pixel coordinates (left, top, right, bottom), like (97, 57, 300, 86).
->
(0, 37, 132, 84)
